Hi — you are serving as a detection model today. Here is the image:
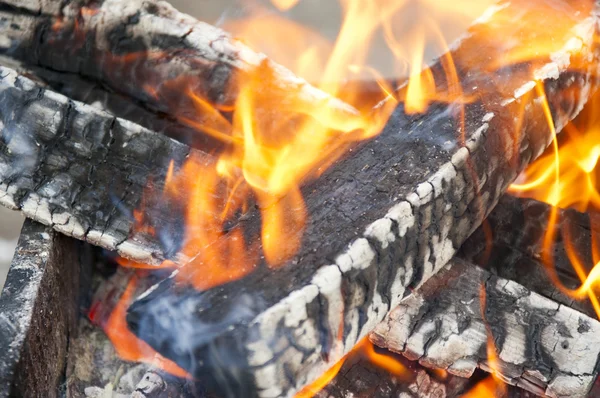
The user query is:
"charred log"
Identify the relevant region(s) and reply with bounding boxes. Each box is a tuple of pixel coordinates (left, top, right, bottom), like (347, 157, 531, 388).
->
(0, 0, 357, 149)
(0, 219, 90, 397)
(0, 65, 199, 261)
(124, 2, 600, 397)
(0, 54, 205, 146)
(370, 257, 600, 398)
(460, 194, 600, 318)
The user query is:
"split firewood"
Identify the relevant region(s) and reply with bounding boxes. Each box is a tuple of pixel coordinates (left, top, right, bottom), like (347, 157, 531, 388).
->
(0, 219, 87, 397)
(0, 64, 198, 261)
(0, 0, 358, 150)
(123, 2, 600, 397)
(370, 257, 600, 398)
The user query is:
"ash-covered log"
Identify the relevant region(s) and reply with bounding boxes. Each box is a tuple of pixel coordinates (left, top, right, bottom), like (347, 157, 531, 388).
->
(124, 2, 600, 397)
(371, 256, 600, 398)
(0, 218, 90, 397)
(370, 194, 600, 397)
(0, 54, 203, 146)
(0, 0, 357, 149)
(0, 64, 199, 261)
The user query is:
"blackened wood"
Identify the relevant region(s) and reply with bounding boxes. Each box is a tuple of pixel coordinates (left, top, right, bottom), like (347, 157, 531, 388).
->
(315, 349, 472, 398)
(0, 0, 357, 150)
(370, 258, 600, 398)
(0, 219, 86, 397)
(460, 195, 600, 318)
(0, 65, 196, 262)
(0, 54, 203, 146)
(126, 2, 600, 397)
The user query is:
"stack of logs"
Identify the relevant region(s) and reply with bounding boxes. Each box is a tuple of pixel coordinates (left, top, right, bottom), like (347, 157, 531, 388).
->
(0, 0, 599, 397)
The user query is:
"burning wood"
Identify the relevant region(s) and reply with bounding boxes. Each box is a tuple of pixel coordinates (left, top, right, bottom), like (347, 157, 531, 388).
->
(0, 64, 195, 261)
(372, 194, 600, 398)
(461, 194, 600, 319)
(371, 256, 600, 398)
(0, 219, 88, 397)
(0, 0, 598, 396)
(0, 0, 358, 149)
(313, 344, 473, 398)
(122, 1, 600, 396)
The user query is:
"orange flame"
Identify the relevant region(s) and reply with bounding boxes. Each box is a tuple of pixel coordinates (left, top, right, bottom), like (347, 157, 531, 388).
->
(103, 0, 597, 384)
(479, 285, 508, 395)
(509, 87, 600, 319)
(103, 276, 191, 379)
(295, 337, 410, 397)
(460, 375, 505, 398)
(120, 0, 492, 291)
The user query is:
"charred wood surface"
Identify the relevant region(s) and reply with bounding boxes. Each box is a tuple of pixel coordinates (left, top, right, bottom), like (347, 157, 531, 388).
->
(0, 65, 196, 261)
(0, 54, 203, 146)
(315, 350, 473, 398)
(460, 195, 600, 319)
(370, 258, 600, 398)
(0, 0, 356, 149)
(0, 219, 88, 397)
(123, 2, 600, 397)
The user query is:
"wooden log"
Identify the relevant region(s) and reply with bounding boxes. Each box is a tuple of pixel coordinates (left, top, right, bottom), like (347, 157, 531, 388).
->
(0, 54, 202, 146)
(0, 0, 358, 150)
(370, 257, 600, 398)
(124, 2, 600, 397)
(460, 194, 600, 319)
(0, 64, 200, 261)
(0, 219, 89, 397)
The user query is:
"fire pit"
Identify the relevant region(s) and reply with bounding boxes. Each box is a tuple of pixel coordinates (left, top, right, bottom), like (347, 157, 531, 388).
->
(1, 0, 600, 397)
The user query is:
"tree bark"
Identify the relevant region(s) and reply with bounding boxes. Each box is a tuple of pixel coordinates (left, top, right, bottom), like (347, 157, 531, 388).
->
(125, 2, 600, 397)
(0, 219, 90, 397)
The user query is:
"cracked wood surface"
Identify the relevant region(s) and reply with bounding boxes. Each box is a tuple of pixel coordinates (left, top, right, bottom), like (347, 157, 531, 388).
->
(124, 2, 600, 397)
(0, 64, 197, 260)
(0, 0, 357, 150)
(370, 257, 600, 398)
(0, 219, 84, 397)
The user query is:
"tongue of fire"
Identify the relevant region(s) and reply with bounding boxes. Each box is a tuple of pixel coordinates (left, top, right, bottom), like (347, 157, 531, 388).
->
(86, 0, 600, 395)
